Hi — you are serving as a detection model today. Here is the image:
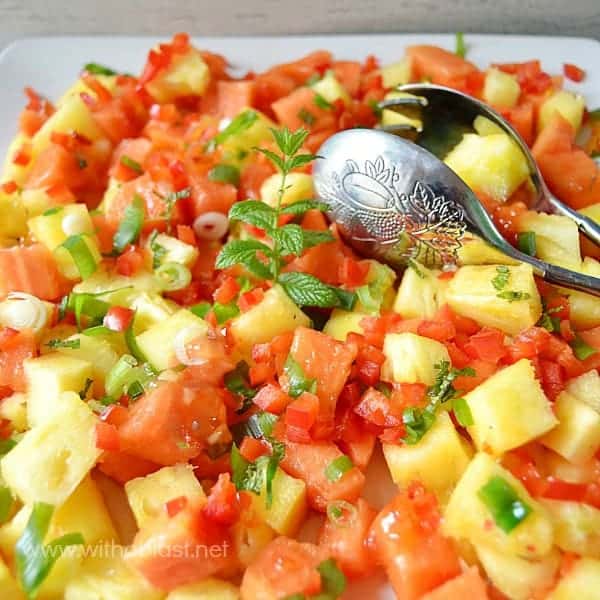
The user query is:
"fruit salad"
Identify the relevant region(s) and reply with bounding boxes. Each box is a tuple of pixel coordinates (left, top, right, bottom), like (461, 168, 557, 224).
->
(0, 32, 599, 600)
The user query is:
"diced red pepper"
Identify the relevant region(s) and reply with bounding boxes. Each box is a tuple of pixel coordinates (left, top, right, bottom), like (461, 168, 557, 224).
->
(253, 383, 290, 414)
(563, 63, 586, 83)
(103, 306, 135, 332)
(463, 327, 507, 363)
(213, 276, 240, 305)
(239, 436, 269, 462)
(285, 392, 320, 431)
(166, 495, 188, 518)
(238, 288, 264, 312)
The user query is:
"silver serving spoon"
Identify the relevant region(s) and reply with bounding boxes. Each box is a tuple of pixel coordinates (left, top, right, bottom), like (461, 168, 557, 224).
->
(313, 128, 600, 297)
(379, 83, 600, 246)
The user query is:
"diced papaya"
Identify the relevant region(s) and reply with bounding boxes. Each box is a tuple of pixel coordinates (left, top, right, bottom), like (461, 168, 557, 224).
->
(332, 61, 362, 97)
(0, 329, 37, 392)
(97, 450, 160, 484)
(421, 567, 489, 600)
(532, 113, 575, 159)
(217, 81, 256, 118)
(272, 87, 337, 131)
(406, 45, 478, 87)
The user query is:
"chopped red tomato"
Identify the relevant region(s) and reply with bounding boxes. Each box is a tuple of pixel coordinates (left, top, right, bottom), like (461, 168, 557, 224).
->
(0, 328, 37, 392)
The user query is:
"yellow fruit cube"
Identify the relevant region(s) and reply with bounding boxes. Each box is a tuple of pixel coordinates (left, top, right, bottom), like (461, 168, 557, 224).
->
(539, 90, 585, 133)
(311, 71, 351, 106)
(382, 412, 472, 501)
(444, 452, 554, 559)
(465, 359, 557, 455)
(146, 233, 198, 268)
(566, 369, 600, 413)
(130, 292, 178, 333)
(482, 68, 521, 109)
(473, 115, 505, 136)
(381, 91, 424, 131)
(136, 308, 208, 371)
(232, 503, 275, 567)
(393, 261, 446, 319)
(457, 233, 520, 266)
(73, 268, 162, 304)
(221, 109, 275, 164)
(0, 392, 27, 432)
(546, 558, 600, 600)
(229, 285, 310, 359)
(167, 578, 239, 600)
(0, 191, 27, 240)
(541, 391, 600, 464)
(58, 75, 117, 106)
(445, 263, 542, 335)
(562, 257, 600, 329)
(24, 354, 93, 427)
(1, 133, 32, 186)
(252, 467, 307, 536)
(541, 450, 598, 484)
(1, 393, 101, 506)
(28, 204, 95, 250)
(518, 212, 582, 269)
(379, 57, 413, 88)
(444, 132, 529, 201)
(322, 309, 367, 341)
(125, 464, 206, 529)
(542, 498, 600, 557)
(20, 188, 56, 218)
(147, 47, 210, 103)
(475, 543, 560, 600)
(260, 172, 313, 208)
(382, 332, 450, 385)
(0, 556, 22, 600)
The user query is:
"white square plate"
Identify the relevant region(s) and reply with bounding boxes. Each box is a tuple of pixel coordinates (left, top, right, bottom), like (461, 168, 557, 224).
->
(0, 34, 599, 599)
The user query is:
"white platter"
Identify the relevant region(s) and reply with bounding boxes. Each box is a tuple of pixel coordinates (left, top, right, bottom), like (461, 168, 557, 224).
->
(0, 33, 599, 599)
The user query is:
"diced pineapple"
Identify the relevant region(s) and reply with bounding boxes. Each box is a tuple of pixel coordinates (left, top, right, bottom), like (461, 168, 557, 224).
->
(542, 450, 598, 484)
(232, 502, 275, 568)
(0, 191, 27, 240)
(167, 578, 239, 600)
(146, 233, 198, 268)
(546, 558, 600, 600)
(393, 261, 446, 319)
(0, 556, 22, 600)
(0, 503, 29, 559)
(146, 47, 210, 103)
(517, 212, 581, 269)
(20, 188, 56, 217)
(457, 234, 520, 265)
(221, 109, 275, 164)
(58, 75, 118, 106)
(24, 354, 93, 427)
(99, 176, 122, 214)
(473, 115, 505, 137)
(125, 464, 206, 529)
(541, 391, 600, 464)
(28, 204, 96, 250)
(475, 543, 560, 600)
(1, 132, 33, 186)
(260, 172, 313, 208)
(541, 498, 600, 557)
(311, 70, 351, 106)
(136, 308, 208, 371)
(381, 91, 424, 130)
(382, 332, 450, 385)
(322, 309, 367, 341)
(539, 90, 585, 133)
(465, 359, 557, 455)
(580, 203, 600, 224)
(130, 292, 178, 333)
(229, 285, 311, 359)
(482, 68, 521, 109)
(251, 466, 307, 536)
(444, 132, 529, 202)
(0, 392, 27, 432)
(382, 412, 472, 502)
(1, 393, 101, 506)
(566, 370, 600, 413)
(64, 553, 164, 600)
(443, 452, 554, 559)
(379, 57, 413, 88)
(562, 257, 600, 329)
(445, 263, 542, 335)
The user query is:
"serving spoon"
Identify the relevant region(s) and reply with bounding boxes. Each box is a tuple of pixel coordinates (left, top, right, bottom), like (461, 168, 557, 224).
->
(378, 83, 600, 246)
(312, 128, 600, 297)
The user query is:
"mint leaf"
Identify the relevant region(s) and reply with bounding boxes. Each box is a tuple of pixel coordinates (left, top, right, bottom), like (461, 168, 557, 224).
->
(278, 272, 340, 307)
(113, 195, 144, 254)
(271, 224, 304, 256)
(228, 200, 276, 231)
(215, 239, 274, 279)
(280, 199, 329, 215)
(287, 153, 320, 171)
(271, 127, 308, 157)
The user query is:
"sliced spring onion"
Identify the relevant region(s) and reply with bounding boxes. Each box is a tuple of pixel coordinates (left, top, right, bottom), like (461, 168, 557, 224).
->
(127, 380, 145, 401)
(124, 317, 155, 371)
(209, 110, 258, 149)
(332, 287, 357, 311)
(84, 62, 118, 76)
(284, 354, 317, 398)
(42, 207, 63, 216)
(0, 292, 49, 333)
(112, 195, 144, 254)
(224, 361, 257, 401)
(59, 235, 98, 279)
(478, 476, 531, 533)
(452, 397, 474, 427)
(325, 455, 354, 482)
(326, 500, 357, 524)
(314, 93, 333, 110)
(69, 293, 110, 330)
(193, 212, 229, 240)
(213, 301, 240, 324)
(0, 486, 14, 524)
(120, 154, 143, 174)
(105, 354, 139, 398)
(46, 338, 81, 350)
(78, 378, 94, 400)
(355, 285, 378, 313)
(232, 411, 278, 442)
(317, 558, 347, 599)
(517, 231, 537, 256)
(571, 336, 597, 360)
(208, 163, 240, 186)
(455, 32, 467, 58)
(82, 325, 114, 337)
(0, 438, 17, 456)
(154, 262, 192, 291)
(189, 301, 212, 319)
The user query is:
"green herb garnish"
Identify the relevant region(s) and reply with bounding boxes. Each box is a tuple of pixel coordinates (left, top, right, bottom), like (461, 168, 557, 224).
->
(478, 476, 531, 533)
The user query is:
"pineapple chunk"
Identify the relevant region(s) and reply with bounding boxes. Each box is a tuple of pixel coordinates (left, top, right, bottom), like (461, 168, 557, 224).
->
(252, 466, 307, 536)
(542, 450, 598, 484)
(58, 75, 117, 106)
(517, 212, 581, 269)
(482, 68, 521, 109)
(444, 132, 529, 202)
(322, 309, 367, 341)
(24, 354, 93, 427)
(465, 359, 557, 455)
(64, 553, 164, 600)
(546, 558, 600, 600)
(379, 57, 412, 88)
(54, 234, 103, 280)
(28, 204, 95, 249)
(136, 308, 208, 371)
(539, 90, 585, 133)
(130, 292, 178, 333)
(0, 556, 22, 600)
(229, 285, 310, 359)
(457, 234, 519, 266)
(381, 91, 423, 131)
(21, 188, 56, 218)
(221, 109, 275, 164)
(444, 452, 554, 559)
(232, 503, 275, 568)
(167, 579, 239, 600)
(382, 332, 450, 385)
(146, 47, 210, 103)
(382, 412, 472, 501)
(2, 133, 33, 186)
(1, 393, 101, 506)
(125, 464, 206, 529)
(475, 543, 560, 600)
(311, 70, 351, 106)
(147, 233, 198, 268)
(0, 191, 27, 240)
(563, 257, 600, 329)
(540, 391, 600, 464)
(566, 369, 600, 413)
(542, 498, 600, 557)
(473, 115, 504, 136)
(445, 263, 542, 335)
(393, 261, 446, 318)
(260, 172, 313, 208)
(0, 392, 27, 432)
